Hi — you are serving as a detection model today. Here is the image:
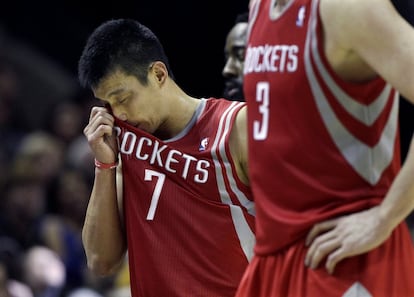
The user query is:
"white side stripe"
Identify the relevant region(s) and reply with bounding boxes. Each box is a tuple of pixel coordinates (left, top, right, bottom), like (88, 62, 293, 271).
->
(303, 0, 398, 185)
(210, 102, 255, 261)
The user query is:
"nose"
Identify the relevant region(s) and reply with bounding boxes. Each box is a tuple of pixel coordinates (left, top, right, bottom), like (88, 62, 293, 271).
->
(222, 57, 238, 79)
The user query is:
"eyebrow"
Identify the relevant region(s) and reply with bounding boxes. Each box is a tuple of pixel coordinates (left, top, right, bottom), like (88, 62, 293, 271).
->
(107, 88, 126, 98)
(100, 87, 127, 105)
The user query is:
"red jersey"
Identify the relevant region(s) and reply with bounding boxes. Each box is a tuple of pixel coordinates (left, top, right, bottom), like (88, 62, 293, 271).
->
(244, 0, 401, 254)
(114, 98, 255, 297)
(236, 0, 414, 296)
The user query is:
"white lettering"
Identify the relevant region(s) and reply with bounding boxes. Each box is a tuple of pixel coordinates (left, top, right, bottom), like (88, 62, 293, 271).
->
(165, 149, 180, 174)
(117, 132, 210, 183)
(244, 44, 299, 74)
(195, 160, 209, 183)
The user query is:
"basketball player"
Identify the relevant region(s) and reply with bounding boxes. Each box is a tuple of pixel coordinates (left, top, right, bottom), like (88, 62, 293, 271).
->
(236, 0, 414, 296)
(222, 12, 249, 101)
(78, 19, 255, 297)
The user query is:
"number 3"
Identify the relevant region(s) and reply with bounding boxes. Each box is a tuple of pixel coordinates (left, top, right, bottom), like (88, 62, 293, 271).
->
(253, 82, 269, 141)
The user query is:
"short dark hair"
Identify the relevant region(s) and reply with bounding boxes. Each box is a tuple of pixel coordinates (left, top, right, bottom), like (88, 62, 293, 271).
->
(235, 12, 249, 24)
(78, 18, 173, 89)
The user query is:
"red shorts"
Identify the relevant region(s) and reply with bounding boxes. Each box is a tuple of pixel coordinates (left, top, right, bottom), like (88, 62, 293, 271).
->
(235, 223, 414, 297)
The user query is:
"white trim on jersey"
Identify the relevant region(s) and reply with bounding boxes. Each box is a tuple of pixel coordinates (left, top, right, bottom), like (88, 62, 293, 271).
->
(304, 0, 399, 185)
(210, 101, 256, 261)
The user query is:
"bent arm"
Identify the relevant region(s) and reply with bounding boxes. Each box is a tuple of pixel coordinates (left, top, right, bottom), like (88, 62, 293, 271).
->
(379, 136, 414, 231)
(82, 165, 127, 276)
(82, 106, 127, 276)
(305, 136, 414, 274)
(306, 1, 414, 272)
(320, 0, 414, 234)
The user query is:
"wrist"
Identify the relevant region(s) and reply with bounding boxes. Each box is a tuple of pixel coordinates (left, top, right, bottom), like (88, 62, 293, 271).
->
(94, 158, 118, 170)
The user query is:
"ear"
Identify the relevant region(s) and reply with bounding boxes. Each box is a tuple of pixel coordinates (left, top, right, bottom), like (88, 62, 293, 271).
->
(150, 61, 168, 84)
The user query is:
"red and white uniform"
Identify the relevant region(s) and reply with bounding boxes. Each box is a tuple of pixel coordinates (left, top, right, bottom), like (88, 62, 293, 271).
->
(237, 0, 414, 295)
(115, 98, 255, 297)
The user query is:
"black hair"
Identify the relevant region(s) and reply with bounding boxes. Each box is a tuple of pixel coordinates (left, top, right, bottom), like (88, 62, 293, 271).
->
(235, 12, 249, 24)
(78, 18, 173, 89)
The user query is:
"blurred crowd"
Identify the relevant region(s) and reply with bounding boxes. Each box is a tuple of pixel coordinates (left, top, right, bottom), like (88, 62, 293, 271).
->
(0, 26, 131, 297)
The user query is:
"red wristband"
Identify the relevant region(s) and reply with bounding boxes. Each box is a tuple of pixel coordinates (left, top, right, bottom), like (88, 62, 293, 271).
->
(94, 158, 118, 169)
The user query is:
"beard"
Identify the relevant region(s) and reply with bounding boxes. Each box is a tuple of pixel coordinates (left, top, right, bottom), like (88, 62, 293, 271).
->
(223, 78, 244, 101)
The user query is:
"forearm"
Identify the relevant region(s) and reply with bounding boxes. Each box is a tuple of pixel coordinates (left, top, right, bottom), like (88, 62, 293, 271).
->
(379, 137, 414, 231)
(82, 168, 127, 276)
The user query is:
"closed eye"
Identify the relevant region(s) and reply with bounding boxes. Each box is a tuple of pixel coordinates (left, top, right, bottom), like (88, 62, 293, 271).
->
(118, 96, 129, 104)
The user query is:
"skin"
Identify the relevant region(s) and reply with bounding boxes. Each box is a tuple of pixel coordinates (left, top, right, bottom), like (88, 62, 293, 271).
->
(266, 0, 414, 274)
(82, 61, 249, 275)
(222, 21, 248, 100)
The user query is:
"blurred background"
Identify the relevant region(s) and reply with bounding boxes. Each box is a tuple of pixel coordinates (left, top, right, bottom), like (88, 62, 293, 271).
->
(1, 0, 412, 154)
(0, 0, 249, 107)
(0, 1, 413, 297)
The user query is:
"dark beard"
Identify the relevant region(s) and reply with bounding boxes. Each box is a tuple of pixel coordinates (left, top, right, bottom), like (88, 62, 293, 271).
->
(223, 78, 244, 101)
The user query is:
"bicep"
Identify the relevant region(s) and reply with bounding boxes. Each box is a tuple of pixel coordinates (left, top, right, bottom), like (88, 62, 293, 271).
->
(321, 0, 414, 101)
(230, 106, 249, 185)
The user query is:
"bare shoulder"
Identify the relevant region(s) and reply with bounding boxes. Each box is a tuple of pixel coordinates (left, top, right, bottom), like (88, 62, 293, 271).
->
(320, 0, 400, 46)
(320, 0, 414, 98)
(229, 104, 249, 185)
(235, 104, 247, 129)
(232, 104, 248, 147)
(320, 0, 394, 18)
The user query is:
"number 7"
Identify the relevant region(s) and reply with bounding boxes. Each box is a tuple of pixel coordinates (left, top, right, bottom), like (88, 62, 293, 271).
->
(144, 169, 166, 220)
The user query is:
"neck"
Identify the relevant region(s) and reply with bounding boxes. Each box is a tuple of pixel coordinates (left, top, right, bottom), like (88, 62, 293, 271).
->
(155, 82, 200, 139)
(275, 0, 290, 8)
(272, 0, 291, 16)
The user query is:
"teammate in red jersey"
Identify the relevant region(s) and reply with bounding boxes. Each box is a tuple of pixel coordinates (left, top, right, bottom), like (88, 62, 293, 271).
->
(236, 0, 414, 296)
(78, 19, 255, 297)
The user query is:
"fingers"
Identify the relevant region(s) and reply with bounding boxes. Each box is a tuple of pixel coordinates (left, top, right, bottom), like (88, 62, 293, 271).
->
(305, 218, 343, 274)
(89, 106, 112, 122)
(305, 219, 338, 246)
(305, 229, 339, 271)
(84, 106, 118, 162)
(305, 208, 389, 275)
(89, 106, 114, 127)
(325, 247, 346, 275)
(84, 107, 115, 141)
